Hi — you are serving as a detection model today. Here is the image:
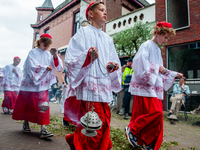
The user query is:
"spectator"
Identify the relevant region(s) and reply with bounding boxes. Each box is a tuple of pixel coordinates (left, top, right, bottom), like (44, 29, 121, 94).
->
(168, 77, 190, 118)
(118, 58, 133, 119)
(190, 105, 200, 115)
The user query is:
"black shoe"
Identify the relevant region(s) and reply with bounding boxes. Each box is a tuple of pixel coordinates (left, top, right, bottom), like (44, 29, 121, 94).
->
(124, 113, 129, 120)
(62, 118, 69, 127)
(40, 128, 54, 138)
(167, 112, 172, 117)
(22, 122, 31, 133)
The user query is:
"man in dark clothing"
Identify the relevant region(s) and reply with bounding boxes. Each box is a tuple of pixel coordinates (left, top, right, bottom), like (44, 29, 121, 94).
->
(118, 58, 133, 119)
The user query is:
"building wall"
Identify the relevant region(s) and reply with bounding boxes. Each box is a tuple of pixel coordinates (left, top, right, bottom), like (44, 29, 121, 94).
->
(156, 0, 200, 110)
(106, 4, 155, 36)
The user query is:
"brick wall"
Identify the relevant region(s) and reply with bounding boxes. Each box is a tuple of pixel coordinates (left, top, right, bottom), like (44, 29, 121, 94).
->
(156, 0, 200, 110)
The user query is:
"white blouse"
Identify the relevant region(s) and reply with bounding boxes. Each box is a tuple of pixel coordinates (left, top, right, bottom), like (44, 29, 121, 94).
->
(129, 40, 177, 100)
(65, 25, 122, 103)
(20, 48, 63, 92)
(0, 64, 23, 91)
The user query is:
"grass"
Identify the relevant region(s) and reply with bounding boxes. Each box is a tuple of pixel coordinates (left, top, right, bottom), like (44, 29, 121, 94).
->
(23, 114, 181, 150)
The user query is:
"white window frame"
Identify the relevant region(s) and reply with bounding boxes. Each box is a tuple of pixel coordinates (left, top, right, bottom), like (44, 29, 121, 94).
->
(165, 0, 190, 30)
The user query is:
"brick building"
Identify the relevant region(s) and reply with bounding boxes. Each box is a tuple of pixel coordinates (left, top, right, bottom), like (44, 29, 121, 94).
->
(156, 0, 200, 110)
(31, 0, 149, 83)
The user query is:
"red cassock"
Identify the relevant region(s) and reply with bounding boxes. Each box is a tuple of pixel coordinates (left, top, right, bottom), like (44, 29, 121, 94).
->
(12, 90, 50, 125)
(1, 91, 18, 109)
(64, 96, 112, 150)
(128, 96, 163, 150)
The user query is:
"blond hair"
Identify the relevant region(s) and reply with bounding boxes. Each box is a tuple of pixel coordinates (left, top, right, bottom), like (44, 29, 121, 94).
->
(35, 37, 52, 48)
(152, 25, 176, 37)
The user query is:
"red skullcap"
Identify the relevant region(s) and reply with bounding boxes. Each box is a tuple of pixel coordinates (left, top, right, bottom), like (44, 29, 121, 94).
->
(40, 33, 52, 39)
(14, 56, 20, 60)
(85, 2, 95, 21)
(156, 22, 172, 28)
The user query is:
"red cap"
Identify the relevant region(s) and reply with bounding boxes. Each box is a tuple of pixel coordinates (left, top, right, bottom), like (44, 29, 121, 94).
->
(14, 56, 20, 60)
(40, 33, 52, 39)
(85, 2, 95, 21)
(156, 22, 172, 28)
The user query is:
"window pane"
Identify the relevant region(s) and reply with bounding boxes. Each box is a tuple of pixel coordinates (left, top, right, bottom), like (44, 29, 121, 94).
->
(45, 29, 49, 34)
(168, 42, 200, 79)
(35, 33, 40, 40)
(73, 11, 80, 35)
(167, 0, 189, 29)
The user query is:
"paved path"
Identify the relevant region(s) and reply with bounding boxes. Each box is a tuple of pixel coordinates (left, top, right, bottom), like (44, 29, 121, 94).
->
(0, 103, 70, 150)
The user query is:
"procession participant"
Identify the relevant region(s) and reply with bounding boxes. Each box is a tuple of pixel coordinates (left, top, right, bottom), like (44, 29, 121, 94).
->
(125, 22, 183, 150)
(60, 68, 69, 127)
(12, 34, 63, 138)
(0, 57, 22, 114)
(64, 2, 121, 150)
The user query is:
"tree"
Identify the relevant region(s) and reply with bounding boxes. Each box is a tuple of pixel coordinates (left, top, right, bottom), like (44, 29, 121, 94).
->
(113, 21, 155, 58)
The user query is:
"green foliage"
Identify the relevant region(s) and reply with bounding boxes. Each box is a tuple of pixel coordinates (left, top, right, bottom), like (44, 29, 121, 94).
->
(160, 141, 179, 150)
(113, 21, 154, 58)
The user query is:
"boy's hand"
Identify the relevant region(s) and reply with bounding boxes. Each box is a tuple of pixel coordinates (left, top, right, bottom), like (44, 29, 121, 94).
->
(46, 65, 52, 71)
(64, 83, 67, 88)
(89, 47, 98, 61)
(13, 68, 17, 74)
(159, 66, 165, 74)
(177, 73, 183, 78)
(106, 62, 119, 73)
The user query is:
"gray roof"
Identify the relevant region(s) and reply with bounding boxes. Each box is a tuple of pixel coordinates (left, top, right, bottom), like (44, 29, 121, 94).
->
(40, 0, 54, 8)
(138, 0, 150, 6)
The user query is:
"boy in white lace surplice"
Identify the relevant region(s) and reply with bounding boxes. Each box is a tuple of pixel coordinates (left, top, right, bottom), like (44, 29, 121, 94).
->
(125, 22, 183, 150)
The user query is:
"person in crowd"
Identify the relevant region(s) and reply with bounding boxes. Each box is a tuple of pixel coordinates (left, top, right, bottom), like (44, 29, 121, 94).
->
(12, 34, 63, 138)
(125, 22, 183, 150)
(0, 57, 23, 114)
(168, 77, 190, 118)
(60, 68, 69, 127)
(190, 105, 200, 116)
(50, 77, 62, 104)
(118, 58, 133, 119)
(64, 2, 121, 150)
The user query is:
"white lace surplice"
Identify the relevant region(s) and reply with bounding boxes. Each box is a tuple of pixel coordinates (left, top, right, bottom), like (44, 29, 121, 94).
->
(129, 40, 177, 100)
(65, 25, 122, 103)
(20, 48, 63, 92)
(0, 64, 23, 91)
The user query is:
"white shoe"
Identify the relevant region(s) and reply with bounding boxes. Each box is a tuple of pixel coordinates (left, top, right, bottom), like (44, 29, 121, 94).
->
(118, 108, 125, 116)
(2, 107, 9, 114)
(50, 97, 56, 101)
(53, 101, 59, 104)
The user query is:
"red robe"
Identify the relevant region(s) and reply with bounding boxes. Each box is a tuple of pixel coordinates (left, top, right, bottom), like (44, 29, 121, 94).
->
(128, 96, 163, 150)
(64, 96, 112, 150)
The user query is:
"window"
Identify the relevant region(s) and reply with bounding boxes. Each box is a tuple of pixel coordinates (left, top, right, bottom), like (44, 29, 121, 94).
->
(40, 15, 43, 21)
(35, 33, 40, 40)
(166, 0, 190, 30)
(44, 28, 49, 34)
(167, 41, 200, 79)
(73, 11, 80, 35)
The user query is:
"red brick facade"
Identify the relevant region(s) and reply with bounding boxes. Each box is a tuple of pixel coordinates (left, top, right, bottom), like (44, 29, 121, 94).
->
(156, 0, 200, 110)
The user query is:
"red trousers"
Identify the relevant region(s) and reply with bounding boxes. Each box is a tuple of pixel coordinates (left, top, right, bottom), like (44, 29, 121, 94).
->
(64, 96, 112, 150)
(12, 90, 50, 125)
(1, 91, 18, 109)
(128, 96, 163, 150)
